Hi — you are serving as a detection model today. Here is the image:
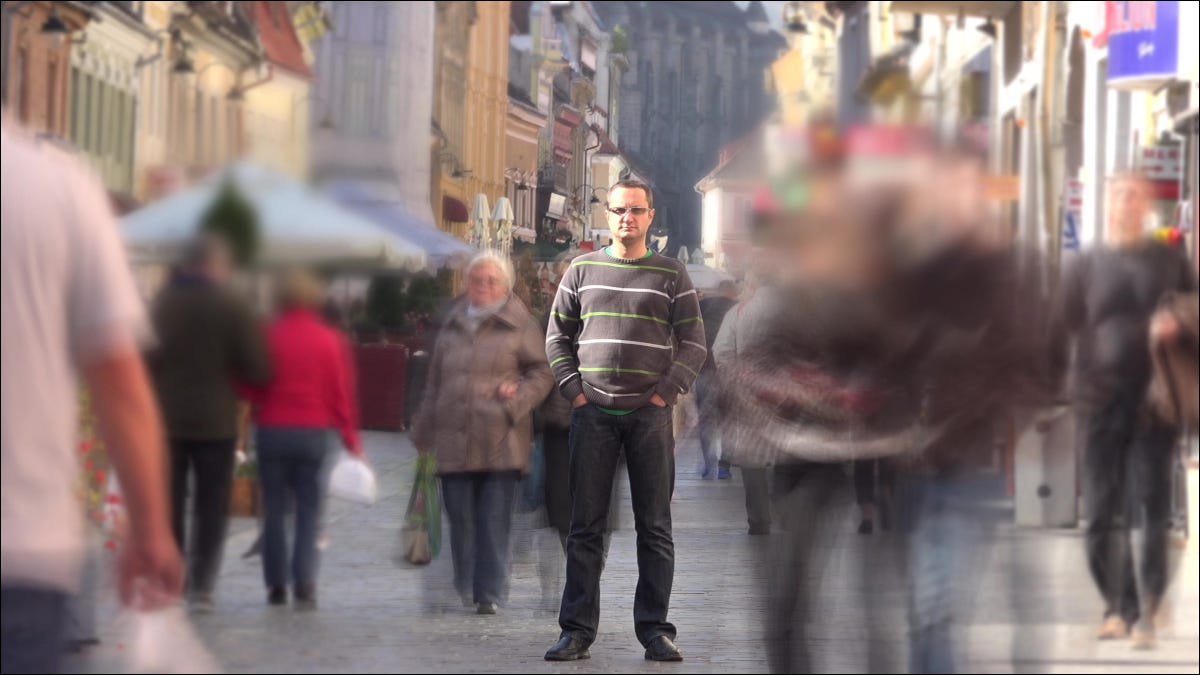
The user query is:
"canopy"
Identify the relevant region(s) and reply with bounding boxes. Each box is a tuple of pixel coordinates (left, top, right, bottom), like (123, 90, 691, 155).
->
(122, 162, 427, 270)
(323, 181, 477, 269)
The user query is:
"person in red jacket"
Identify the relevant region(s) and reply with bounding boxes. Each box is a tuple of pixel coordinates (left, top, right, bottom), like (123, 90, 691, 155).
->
(242, 269, 363, 609)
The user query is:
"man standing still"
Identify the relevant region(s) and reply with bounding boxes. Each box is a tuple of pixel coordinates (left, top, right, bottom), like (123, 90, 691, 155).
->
(544, 180, 706, 662)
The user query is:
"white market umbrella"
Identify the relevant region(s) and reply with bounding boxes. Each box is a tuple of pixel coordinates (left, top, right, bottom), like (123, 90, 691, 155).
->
(121, 162, 427, 270)
(677, 246, 690, 264)
(491, 197, 515, 258)
(471, 193, 492, 250)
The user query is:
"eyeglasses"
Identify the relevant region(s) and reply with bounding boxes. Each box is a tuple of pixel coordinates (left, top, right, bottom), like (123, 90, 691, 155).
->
(607, 206, 652, 217)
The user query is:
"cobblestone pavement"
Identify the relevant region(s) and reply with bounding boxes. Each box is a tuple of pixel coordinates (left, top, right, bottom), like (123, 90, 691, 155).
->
(69, 430, 1199, 673)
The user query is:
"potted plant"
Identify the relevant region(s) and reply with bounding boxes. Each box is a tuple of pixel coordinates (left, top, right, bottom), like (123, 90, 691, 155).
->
(230, 445, 259, 517)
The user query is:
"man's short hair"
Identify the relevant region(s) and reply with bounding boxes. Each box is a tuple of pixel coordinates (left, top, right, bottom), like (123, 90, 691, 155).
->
(609, 179, 654, 209)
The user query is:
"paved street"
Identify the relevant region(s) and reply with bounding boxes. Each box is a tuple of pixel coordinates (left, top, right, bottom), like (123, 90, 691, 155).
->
(71, 430, 1199, 673)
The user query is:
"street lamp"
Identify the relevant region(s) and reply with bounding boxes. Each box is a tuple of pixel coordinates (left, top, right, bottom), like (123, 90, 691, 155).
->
(782, 1, 809, 35)
(978, 16, 997, 39)
(195, 61, 243, 101)
(39, 7, 69, 48)
(172, 39, 196, 75)
(134, 28, 193, 73)
(439, 151, 471, 178)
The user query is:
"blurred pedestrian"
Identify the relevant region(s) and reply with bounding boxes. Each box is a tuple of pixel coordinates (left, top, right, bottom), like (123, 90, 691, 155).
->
(2, 119, 183, 673)
(147, 234, 269, 613)
(1055, 173, 1197, 649)
(696, 280, 739, 479)
(241, 269, 364, 609)
(412, 252, 553, 615)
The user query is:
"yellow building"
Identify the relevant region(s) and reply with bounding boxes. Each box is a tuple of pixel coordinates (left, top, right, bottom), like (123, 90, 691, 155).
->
(144, 2, 256, 196)
(463, 0, 510, 225)
(769, 1, 838, 126)
(432, 1, 509, 239)
(431, 1, 474, 239)
(238, 1, 312, 179)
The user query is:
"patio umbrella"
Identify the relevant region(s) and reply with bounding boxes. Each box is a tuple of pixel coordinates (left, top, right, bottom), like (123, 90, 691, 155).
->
(491, 196, 515, 258)
(471, 193, 492, 250)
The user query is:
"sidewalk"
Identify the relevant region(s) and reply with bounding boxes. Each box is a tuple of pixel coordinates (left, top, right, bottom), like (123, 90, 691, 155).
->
(70, 430, 1199, 673)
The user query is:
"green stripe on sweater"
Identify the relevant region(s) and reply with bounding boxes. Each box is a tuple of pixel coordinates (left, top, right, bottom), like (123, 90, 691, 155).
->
(581, 311, 671, 325)
(579, 367, 662, 376)
(573, 260, 679, 275)
(673, 361, 699, 378)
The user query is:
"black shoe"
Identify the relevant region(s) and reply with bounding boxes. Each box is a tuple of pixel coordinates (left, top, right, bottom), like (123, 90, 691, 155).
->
(544, 635, 591, 661)
(267, 586, 287, 606)
(294, 584, 316, 611)
(644, 635, 683, 661)
(858, 519, 874, 535)
(476, 602, 497, 615)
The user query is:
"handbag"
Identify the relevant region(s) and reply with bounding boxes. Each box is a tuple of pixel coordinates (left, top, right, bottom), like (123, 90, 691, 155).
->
(400, 453, 441, 565)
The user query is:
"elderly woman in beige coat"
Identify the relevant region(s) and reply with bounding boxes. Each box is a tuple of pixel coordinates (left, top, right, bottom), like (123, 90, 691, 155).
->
(412, 252, 553, 614)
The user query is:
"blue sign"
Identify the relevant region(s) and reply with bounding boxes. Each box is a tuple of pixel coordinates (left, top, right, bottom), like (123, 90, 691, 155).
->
(1107, 1, 1179, 87)
(1063, 213, 1080, 251)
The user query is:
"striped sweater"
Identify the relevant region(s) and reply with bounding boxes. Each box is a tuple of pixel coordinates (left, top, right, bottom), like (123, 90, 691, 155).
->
(546, 249, 707, 409)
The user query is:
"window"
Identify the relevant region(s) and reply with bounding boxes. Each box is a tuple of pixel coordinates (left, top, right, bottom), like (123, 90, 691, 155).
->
(90, 78, 104, 157)
(385, 62, 399, 139)
(211, 95, 219, 163)
(118, 92, 131, 190)
(15, 48, 29, 124)
(195, 91, 205, 164)
(370, 56, 382, 136)
(374, 6, 390, 45)
(345, 52, 369, 136)
(81, 74, 93, 152)
(148, 61, 158, 136)
(228, 104, 238, 158)
(47, 60, 59, 134)
(69, 67, 80, 143)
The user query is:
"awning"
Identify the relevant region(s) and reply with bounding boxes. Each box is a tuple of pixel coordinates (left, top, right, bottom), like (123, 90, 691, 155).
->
(443, 195, 470, 223)
(121, 162, 427, 270)
(325, 183, 476, 269)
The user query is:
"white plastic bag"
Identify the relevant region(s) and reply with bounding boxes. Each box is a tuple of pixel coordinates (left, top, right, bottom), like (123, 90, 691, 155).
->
(124, 605, 222, 674)
(328, 453, 377, 504)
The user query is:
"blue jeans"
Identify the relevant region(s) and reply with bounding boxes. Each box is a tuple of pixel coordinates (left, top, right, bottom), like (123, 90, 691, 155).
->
(899, 472, 990, 675)
(559, 403, 676, 647)
(1, 585, 68, 674)
(694, 371, 726, 473)
(441, 471, 520, 605)
(257, 427, 330, 591)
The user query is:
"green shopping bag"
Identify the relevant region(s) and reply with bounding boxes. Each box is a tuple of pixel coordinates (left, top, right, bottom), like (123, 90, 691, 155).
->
(400, 453, 441, 565)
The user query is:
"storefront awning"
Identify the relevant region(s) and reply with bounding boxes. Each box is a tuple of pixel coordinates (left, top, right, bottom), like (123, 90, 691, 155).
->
(443, 195, 470, 223)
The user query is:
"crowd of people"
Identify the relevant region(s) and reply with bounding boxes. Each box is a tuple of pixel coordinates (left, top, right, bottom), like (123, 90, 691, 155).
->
(3, 111, 1197, 674)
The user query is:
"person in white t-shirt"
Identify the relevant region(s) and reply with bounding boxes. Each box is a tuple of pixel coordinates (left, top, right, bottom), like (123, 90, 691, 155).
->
(1, 119, 183, 673)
